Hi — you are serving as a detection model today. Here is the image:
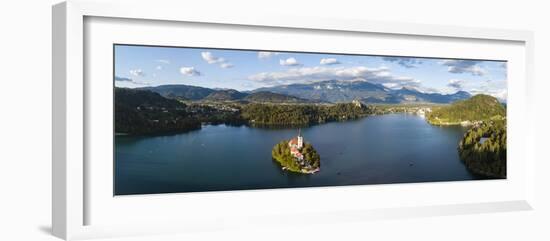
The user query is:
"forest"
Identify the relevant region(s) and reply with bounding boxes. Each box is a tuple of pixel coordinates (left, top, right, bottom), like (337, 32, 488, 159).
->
(426, 94, 506, 125)
(115, 88, 202, 135)
(458, 119, 507, 178)
(116, 87, 375, 134)
(241, 102, 374, 125)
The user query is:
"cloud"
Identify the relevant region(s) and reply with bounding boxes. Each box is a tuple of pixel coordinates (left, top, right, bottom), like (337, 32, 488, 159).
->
(114, 75, 132, 82)
(155, 59, 170, 64)
(382, 57, 422, 68)
(481, 79, 507, 101)
(180, 66, 201, 76)
(447, 79, 465, 90)
(201, 52, 225, 64)
(156, 65, 163, 70)
(279, 57, 301, 66)
(220, 63, 234, 69)
(320, 58, 341, 65)
(248, 65, 419, 88)
(258, 51, 280, 59)
(443, 78, 507, 101)
(114, 75, 151, 87)
(469, 87, 507, 102)
(201, 51, 233, 68)
(129, 69, 145, 77)
(441, 60, 487, 76)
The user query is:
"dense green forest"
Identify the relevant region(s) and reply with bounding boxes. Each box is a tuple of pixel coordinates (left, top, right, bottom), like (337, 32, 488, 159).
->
(115, 88, 201, 135)
(116, 87, 375, 135)
(272, 140, 320, 173)
(241, 102, 374, 125)
(426, 94, 506, 125)
(243, 91, 309, 103)
(203, 89, 248, 101)
(458, 120, 507, 178)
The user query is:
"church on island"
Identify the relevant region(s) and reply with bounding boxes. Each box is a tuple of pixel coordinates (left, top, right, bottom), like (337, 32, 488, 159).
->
(288, 129, 304, 161)
(272, 128, 320, 174)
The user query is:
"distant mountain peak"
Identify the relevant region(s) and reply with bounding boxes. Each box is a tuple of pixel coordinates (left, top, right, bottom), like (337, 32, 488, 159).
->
(137, 82, 473, 105)
(454, 90, 471, 95)
(255, 80, 473, 104)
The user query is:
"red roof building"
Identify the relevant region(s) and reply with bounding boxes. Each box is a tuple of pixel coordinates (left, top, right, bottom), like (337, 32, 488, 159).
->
(288, 130, 304, 160)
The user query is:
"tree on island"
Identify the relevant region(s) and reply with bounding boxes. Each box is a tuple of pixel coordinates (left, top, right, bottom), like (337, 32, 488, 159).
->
(272, 131, 320, 174)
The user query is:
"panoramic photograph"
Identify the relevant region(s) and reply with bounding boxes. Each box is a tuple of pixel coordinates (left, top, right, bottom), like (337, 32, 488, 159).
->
(114, 44, 507, 195)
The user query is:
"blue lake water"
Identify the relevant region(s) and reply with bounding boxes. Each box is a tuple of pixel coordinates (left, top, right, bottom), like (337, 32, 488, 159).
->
(115, 114, 479, 195)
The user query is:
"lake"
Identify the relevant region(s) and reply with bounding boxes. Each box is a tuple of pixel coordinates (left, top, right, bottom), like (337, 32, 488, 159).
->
(115, 113, 480, 195)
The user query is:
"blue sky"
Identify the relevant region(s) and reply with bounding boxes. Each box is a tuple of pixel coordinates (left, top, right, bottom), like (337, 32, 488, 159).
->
(114, 44, 508, 100)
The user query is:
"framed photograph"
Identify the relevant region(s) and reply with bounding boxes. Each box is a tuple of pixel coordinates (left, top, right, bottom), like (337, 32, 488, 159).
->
(53, 1, 535, 240)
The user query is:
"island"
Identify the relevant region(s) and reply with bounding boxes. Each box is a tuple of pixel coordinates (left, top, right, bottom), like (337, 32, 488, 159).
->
(271, 130, 320, 174)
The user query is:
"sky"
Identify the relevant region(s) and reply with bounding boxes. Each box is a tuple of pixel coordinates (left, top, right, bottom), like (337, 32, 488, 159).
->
(114, 44, 508, 101)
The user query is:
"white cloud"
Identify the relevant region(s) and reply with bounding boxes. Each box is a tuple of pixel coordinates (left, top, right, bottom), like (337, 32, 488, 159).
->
(156, 65, 163, 70)
(248, 65, 418, 87)
(382, 57, 422, 68)
(201, 52, 225, 64)
(114, 75, 152, 87)
(201, 51, 233, 68)
(447, 79, 465, 90)
(155, 59, 170, 64)
(490, 89, 508, 101)
(442, 78, 507, 101)
(279, 57, 301, 66)
(320, 58, 341, 65)
(480, 79, 507, 101)
(220, 63, 234, 69)
(441, 60, 487, 76)
(258, 51, 280, 59)
(129, 69, 145, 77)
(180, 66, 201, 76)
(470, 88, 507, 102)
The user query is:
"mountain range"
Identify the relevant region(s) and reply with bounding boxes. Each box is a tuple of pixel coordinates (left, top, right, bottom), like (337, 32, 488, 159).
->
(137, 80, 472, 104)
(254, 80, 471, 104)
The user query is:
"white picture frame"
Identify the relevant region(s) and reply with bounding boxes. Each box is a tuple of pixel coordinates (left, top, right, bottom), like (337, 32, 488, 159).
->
(52, 1, 535, 240)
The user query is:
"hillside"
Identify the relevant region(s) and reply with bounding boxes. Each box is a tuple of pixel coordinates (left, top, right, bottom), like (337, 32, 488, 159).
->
(138, 84, 215, 100)
(115, 87, 184, 109)
(244, 91, 309, 103)
(203, 89, 249, 101)
(426, 94, 506, 125)
(115, 88, 200, 135)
